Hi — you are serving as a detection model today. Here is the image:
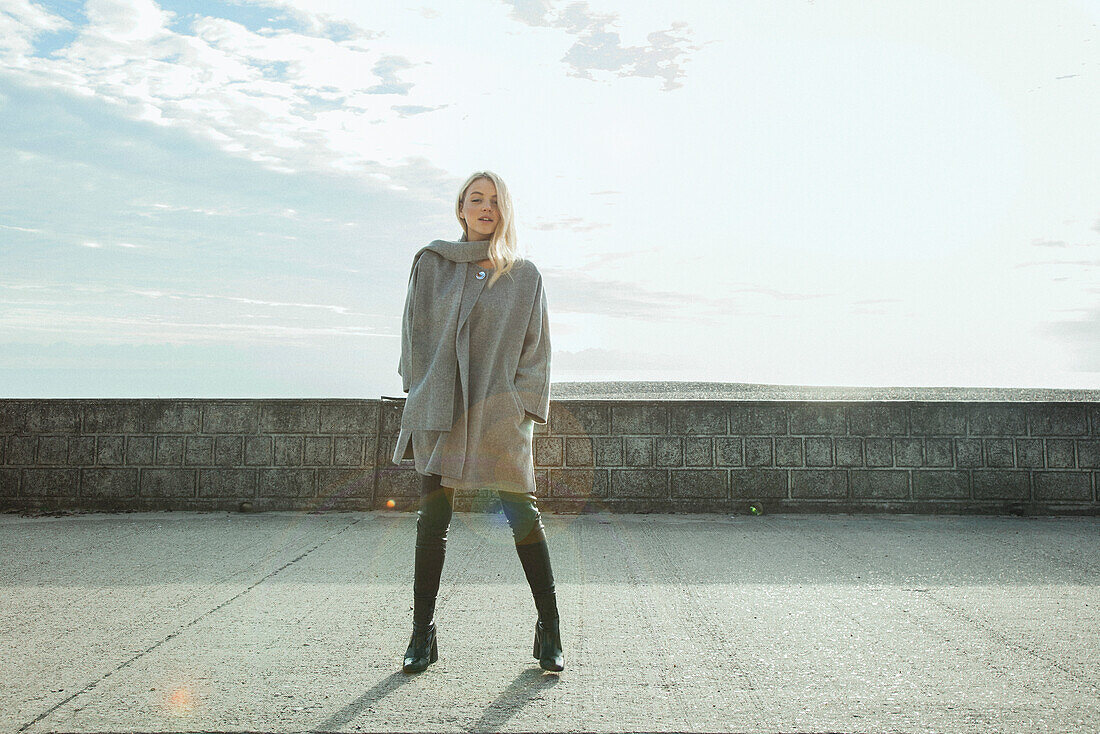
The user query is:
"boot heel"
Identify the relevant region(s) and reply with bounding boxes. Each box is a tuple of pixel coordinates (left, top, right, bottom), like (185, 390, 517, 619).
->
(402, 624, 438, 673)
(533, 621, 541, 658)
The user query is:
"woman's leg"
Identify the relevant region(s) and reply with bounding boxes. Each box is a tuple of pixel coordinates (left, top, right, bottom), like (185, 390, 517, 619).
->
(499, 491, 564, 671)
(404, 472, 454, 673)
(413, 472, 454, 627)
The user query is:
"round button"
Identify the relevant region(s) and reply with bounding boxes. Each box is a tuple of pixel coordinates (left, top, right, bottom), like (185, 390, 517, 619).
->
(476, 270, 485, 279)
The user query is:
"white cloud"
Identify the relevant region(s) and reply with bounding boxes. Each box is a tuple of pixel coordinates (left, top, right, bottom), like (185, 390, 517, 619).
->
(83, 0, 172, 42)
(0, 0, 71, 59)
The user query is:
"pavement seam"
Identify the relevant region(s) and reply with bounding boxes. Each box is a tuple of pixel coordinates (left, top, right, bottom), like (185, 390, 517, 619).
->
(15, 516, 367, 733)
(646, 520, 770, 732)
(606, 517, 699, 730)
(792, 518, 1100, 711)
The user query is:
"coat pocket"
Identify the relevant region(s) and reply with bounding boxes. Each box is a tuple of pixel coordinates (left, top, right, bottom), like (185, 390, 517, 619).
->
(507, 387, 526, 419)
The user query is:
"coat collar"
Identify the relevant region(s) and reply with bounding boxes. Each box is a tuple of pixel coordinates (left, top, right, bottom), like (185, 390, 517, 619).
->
(422, 234, 490, 263)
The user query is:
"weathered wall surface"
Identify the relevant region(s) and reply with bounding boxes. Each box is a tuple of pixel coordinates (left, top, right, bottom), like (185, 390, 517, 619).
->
(2, 398, 1097, 515)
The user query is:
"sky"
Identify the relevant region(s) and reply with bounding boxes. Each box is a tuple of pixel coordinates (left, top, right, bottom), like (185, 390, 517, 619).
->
(1, 0, 1098, 398)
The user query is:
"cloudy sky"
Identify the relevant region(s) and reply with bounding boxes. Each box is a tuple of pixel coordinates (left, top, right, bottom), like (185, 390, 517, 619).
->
(1, 0, 1098, 398)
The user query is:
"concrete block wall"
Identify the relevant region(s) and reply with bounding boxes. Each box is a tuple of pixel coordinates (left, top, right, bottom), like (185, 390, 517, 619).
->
(2, 398, 1098, 515)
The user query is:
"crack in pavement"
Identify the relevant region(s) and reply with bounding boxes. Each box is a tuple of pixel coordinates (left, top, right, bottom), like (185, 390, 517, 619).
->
(17, 516, 367, 733)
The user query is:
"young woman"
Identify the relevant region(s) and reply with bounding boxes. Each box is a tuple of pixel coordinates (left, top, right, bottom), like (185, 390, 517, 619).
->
(392, 171, 562, 673)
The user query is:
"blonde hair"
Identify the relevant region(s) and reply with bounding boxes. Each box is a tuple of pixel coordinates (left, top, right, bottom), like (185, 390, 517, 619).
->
(455, 170, 521, 288)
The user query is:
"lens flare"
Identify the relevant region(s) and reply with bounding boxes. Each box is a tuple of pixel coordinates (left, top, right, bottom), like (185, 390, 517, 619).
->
(162, 685, 197, 715)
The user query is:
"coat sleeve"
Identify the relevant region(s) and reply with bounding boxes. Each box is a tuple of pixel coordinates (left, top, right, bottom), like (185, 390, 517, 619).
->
(397, 256, 419, 394)
(514, 273, 551, 424)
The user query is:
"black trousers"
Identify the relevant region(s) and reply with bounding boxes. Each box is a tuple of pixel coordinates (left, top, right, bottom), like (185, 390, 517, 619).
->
(413, 472, 557, 626)
(415, 472, 549, 548)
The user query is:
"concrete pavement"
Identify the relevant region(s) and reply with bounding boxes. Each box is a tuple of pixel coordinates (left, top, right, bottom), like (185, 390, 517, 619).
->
(2, 509, 1098, 733)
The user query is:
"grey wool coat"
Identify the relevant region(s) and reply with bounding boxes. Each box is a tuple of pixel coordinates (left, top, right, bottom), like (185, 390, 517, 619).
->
(391, 236, 551, 494)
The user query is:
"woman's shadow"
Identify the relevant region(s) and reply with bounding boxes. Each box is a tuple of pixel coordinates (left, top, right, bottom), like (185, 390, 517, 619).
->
(313, 666, 560, 731)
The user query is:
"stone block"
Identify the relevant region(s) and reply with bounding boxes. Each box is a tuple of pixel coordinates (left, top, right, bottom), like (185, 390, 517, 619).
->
(985, 438, 1014, 468)
(332, 436, 363, 466)
(923, 438, 953, 467)
(910, 404, 966, 435)
(202, 402, 261, 433)
(613, 404, 667, 435)
(730, 468, 786, 498)
(593, 437, 622, 466)
(652, 436, 679, 466)
(804, 437, 832, 466)
(379, 400, 404, 435)
(894, 438, 922, 467)
(1027, 404, 1087, 436)
(303, 436, 333, 466)
(775, 436, 805, 466)
(835, 438, 863, 467)
(260, 401, 319, 433)
(553, 403, 610, 436)
(623, 437, 652, 467)
(535, 436, 564, 467)
(1033, 471, 1091, 501)
(21, 468, 78, 496)
(708, 436, 739, 468)
(1014, 439, 1044, 468)
(972, 470, 1029, 500)
(549, 468, 610, 499)
(140, 468, 196, 497)
(274, 435, 304, 466)
(257, 469, 316, 497)
(612, 469, 668, 498)
(81, 468, 138, 498)
(83, 402, 142, 433)
(668, 403, 727, 435)
(913, 470, 969, 499)
(849, 404, 906, 435)
(746, 437, 774, 466)
(566, 436, 595, 466)
(955, 439, 982, 467)
(319, 401, 376, 434)
(184, 436, 214, 466)
(376, 469, 420, 500)
(96, 436, 125, 465)
(789, 403, 846, 435)
(1078, 440, 1100, 468)
(244, 436, 272, 466)
(1045, 439, 1074, 468)
(791, 469, 847, 498)
(214, 436, 243, 466)
(5, 436, 35, 465)
(155, 436, 184, 466)
(969, 404, 1026, 435)
(729, 403, 786, 435)
(198, 468, 256, 498)
(317, 468, 373, 499)
(126, 436, 154, 465)
(671, 469, 726, 498)
(865, 438, 893, 467)
(683, 437, 712, 466)
(31, 401, 82, 433)
(143, 401, 201, 433)
(37, 436, 67, 465)
(0, 468, 18, 495)
(68, 436, 96, 466)
(850, 470, 908, 499)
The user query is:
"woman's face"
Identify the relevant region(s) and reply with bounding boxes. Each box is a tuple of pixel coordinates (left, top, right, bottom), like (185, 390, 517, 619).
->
(460, 178, 499, 241)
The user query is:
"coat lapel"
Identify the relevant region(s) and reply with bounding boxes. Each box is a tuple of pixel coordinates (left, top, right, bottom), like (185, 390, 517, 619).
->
(456, 264, 487, 336)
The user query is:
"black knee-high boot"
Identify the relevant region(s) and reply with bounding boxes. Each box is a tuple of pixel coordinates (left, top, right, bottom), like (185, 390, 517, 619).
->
(515, 538, 564, 671)
(404, 474, 450, 673)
